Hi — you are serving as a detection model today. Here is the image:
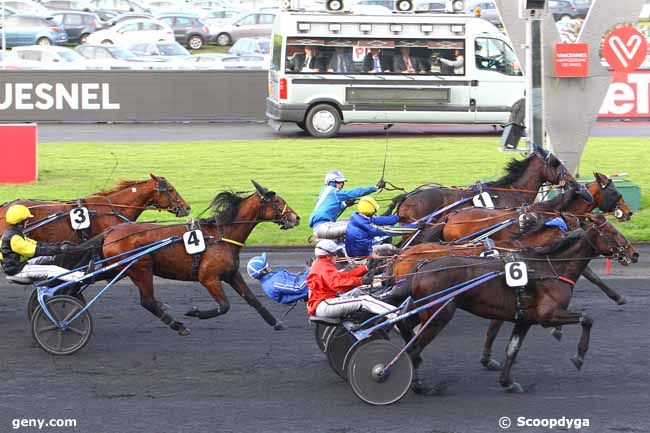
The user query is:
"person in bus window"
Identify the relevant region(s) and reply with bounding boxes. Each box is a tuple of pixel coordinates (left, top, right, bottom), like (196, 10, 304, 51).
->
(363, 48, 391, 73)
(290, 45, 325, 73)
(393, 47, 419, 74)
(439, 49, 465, 75)
(327, 47, 353, 73)
(413, 47, 432, 74)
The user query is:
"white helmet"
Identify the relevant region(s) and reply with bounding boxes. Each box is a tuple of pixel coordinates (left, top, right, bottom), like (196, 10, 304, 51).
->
(314, 239, 341, 257)
(324, 170, 346, 185)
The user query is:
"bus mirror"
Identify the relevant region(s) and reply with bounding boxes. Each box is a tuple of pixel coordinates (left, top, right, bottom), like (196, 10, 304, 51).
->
(326, 0, 344, 11)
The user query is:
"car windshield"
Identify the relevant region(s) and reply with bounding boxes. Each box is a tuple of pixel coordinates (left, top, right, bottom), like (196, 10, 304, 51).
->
(59, 50, 84, 62)
(158, 43, 189, 56)
(108, 46, 137, 59)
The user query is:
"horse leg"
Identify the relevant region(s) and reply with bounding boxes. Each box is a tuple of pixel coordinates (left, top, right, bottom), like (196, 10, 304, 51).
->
(128, 264, 190, 336)
(185, 276, 230, 320)
(409, 301, 457, 396)
(582, 265, 626, 305)
(227, 271, 285, 330)
(542, 309, 593, 371)
(480, 320, 503, 371)
(498, 321, 531, 393)
(395, 319, 422, 370)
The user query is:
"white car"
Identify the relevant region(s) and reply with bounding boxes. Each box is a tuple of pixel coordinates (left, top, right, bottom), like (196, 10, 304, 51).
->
(184, 52, 266, 69)
(9, 45, 91, 69)
(2, 0, 49, 15)
(85, 18, 174, 45)
(75, 44, 170, 69)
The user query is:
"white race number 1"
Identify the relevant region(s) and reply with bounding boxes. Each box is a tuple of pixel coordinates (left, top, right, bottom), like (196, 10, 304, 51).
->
(183, 230, 206, 255)
(69, 207, 90, 230)
(505, 261, 528, 287)
(472, 192, 495, 209)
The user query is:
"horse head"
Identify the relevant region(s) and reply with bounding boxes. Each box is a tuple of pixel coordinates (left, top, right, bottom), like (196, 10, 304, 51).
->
(251, 180, 300, 230)
(592, 172, 632, 221)
(149, 174, 191, 217)
(584, 214, 638, 265)
(531, 144, 576, 188)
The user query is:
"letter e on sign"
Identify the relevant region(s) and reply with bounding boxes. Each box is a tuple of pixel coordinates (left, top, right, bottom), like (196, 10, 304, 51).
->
(183, 230, 206, 255)
(505, 261, 528, 287)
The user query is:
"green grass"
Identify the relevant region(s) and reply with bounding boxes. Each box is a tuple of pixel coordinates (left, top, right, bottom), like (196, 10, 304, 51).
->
(1, 136, 648, 244)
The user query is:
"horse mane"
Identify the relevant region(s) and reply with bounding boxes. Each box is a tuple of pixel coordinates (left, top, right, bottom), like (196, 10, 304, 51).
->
(97, 179, 148, 196)
(526, 228, 583, 255)
(200, 191, 251, 225)
(488, 155, 534, 187)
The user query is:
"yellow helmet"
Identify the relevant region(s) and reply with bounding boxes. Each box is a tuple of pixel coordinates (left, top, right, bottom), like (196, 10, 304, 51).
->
(6, 204, 34, 225)
(357, 196, 380, 216)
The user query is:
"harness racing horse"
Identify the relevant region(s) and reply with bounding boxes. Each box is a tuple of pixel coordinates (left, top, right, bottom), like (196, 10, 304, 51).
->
(402, 215, 638, 395)
(385, 145, 575, 222)
(0, 174, 191, 243)
(101, 181, 300, 336)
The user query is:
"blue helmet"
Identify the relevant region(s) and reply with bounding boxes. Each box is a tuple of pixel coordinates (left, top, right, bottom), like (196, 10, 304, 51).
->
(247, 253, 269, 279)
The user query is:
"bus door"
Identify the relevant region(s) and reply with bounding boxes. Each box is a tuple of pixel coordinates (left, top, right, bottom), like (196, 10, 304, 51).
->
(470, 36, 525, 123)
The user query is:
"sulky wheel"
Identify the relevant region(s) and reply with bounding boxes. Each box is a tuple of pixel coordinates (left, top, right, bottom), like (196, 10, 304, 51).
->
(326, 324, 358, 379)
(27, 287, 86, 321)
(31, 295, 93, 356)
(346, 339, 413, 406)
(314, 323, 336, 352)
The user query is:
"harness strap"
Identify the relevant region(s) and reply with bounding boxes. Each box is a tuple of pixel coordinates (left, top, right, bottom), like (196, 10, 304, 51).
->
(558, 276, 577, 286)
(76, 199, 91, 242)
(186, 221, 204, 280)
(221, 237, 245, 247)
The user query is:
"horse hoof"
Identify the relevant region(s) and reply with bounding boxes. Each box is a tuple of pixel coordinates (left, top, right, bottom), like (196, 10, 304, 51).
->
(178, 327, 191, 336)
(570, 356, 584, 371)
(411, 380, 447, 396)
(185, 307, 200, 318)
(273, 321, 286, 331)
(504, 382, 525, 394)
(550, 328, 563, 342)
(616, 296, 627, 305)
(481, 358, 502, 371)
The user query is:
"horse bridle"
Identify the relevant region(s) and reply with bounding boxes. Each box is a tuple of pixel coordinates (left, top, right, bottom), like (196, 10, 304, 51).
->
(599, 180, 624, 218)
(584, 218, 630, 262)
(535, 148, 573, 190)
(262, 194, 291, 228)
(152, 178, 185, 216)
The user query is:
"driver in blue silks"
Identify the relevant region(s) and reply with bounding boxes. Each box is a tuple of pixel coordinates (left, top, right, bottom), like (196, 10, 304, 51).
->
(345, 197, 421, 257)
(247, 253, 308, 305)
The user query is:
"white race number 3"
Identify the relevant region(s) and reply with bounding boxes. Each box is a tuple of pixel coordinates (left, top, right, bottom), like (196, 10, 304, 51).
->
(183, 230, 206, 255)
(69, 207, 90, 230)
(473, 192, 495, 209)
(505, 261, 528, 287)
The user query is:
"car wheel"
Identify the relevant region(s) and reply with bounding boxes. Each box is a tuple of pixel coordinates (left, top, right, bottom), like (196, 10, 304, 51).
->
(36, 37, 52, 46)
(305, 104, 342, 138)
(216, 33, 231, 46)
(79, 33, 90, 44)
(187, 35, 204, 50)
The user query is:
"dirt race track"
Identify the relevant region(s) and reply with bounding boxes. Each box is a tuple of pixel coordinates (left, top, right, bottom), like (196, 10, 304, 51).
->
(1, 248, 649, 433)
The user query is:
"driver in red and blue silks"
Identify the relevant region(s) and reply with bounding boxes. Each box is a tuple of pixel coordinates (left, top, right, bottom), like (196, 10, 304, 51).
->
(309, 169, 384, 240)
(345, 197, 421, 257)
(247, 253, 308, 305)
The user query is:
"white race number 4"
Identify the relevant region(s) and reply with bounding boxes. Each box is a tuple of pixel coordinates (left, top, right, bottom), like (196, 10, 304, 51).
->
(183, 230, 206, 255)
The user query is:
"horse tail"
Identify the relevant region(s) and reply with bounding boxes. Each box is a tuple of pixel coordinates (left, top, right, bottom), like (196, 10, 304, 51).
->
(383, 193, 407, 216)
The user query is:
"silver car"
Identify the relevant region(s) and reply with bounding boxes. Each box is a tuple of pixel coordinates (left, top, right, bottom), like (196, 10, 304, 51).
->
(213, 11, 275, 46)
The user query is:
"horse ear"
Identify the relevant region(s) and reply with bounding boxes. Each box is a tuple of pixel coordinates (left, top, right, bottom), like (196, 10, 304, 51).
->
(251, 180, 268, 196)
(150, 173, 158, 180)
(593, 172, 609, 189)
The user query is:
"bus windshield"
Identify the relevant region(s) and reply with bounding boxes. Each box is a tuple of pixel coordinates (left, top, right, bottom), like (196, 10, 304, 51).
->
(283, 37, 465, 75)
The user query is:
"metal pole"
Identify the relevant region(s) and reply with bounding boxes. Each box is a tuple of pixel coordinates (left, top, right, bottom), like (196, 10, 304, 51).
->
(525, 16, 544, 150)
(1, 0, 6, 69)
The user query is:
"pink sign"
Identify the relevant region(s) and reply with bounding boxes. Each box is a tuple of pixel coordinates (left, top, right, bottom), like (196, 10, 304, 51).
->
(602, 26, 648, 73)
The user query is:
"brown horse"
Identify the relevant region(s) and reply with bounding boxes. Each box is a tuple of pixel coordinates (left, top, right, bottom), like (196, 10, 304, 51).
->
(101, 181, 300, 336)
(402, 215, 637, 395)
(386, 145, 575, 222)
(0, 174, 191, 243)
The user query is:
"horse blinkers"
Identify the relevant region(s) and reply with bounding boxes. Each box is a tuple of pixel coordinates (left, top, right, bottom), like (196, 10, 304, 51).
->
(154, 178, 190, 217)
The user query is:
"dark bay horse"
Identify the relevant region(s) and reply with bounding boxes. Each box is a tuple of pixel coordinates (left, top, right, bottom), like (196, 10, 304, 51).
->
(402, 215, 637, 395)
(386, 145, 575, 222)
(0, 174, 191, 243)
(101, 181, 300, 336)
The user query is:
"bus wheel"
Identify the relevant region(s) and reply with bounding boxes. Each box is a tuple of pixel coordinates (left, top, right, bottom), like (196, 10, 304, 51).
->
(305, 104, 341, 138)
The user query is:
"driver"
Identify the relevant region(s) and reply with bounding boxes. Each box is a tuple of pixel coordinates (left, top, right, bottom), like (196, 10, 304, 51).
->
(0, 204, 83, 282)
(309, 169, 384, 240)
(247, 253, 308, 305)
(307, 239, 402, 320)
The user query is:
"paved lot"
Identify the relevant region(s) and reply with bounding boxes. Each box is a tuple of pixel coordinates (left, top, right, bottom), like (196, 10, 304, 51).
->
(1, 247, 648, 433)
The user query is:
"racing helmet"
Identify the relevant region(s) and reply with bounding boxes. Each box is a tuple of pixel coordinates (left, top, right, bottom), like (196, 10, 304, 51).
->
(324, 170, 346, 186)
(247, 253, 269, 279)
(314, 239, 341, 257)
(357, 196, 380, 216)
(5, 204, 34, 225)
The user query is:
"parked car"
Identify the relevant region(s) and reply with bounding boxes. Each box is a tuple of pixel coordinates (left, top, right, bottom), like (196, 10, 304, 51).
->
(41, 0, 92, 10)
(465, 0, 501, 27)
(156, 12, 210, 49)
(549, 0, 579, 20)
(84, 0, 153, 15)
(2, 0, 50, 14)
(201, 8, 238, 33)
(147, 0, 204, 13)
(214, 11, 274, 46)
(192, 0, 239, 10)
(183, 52, 266, 69)
(103, 11, 152, 24)
(127, 40, 189, 57)
(85, 17, 173, 44)
(349, 4, 392, 14)
(0, 5, 18, 16)
(567, 0, 588, 18)
(0, 14, 68, 47)
(228, 36, 268, 56)
(51, 11, 104, 43)
(11, 45, 89, 68)
(414, 0, 446, 12)
(76, 43, 168, 68)
(351, 0, 396, 10)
